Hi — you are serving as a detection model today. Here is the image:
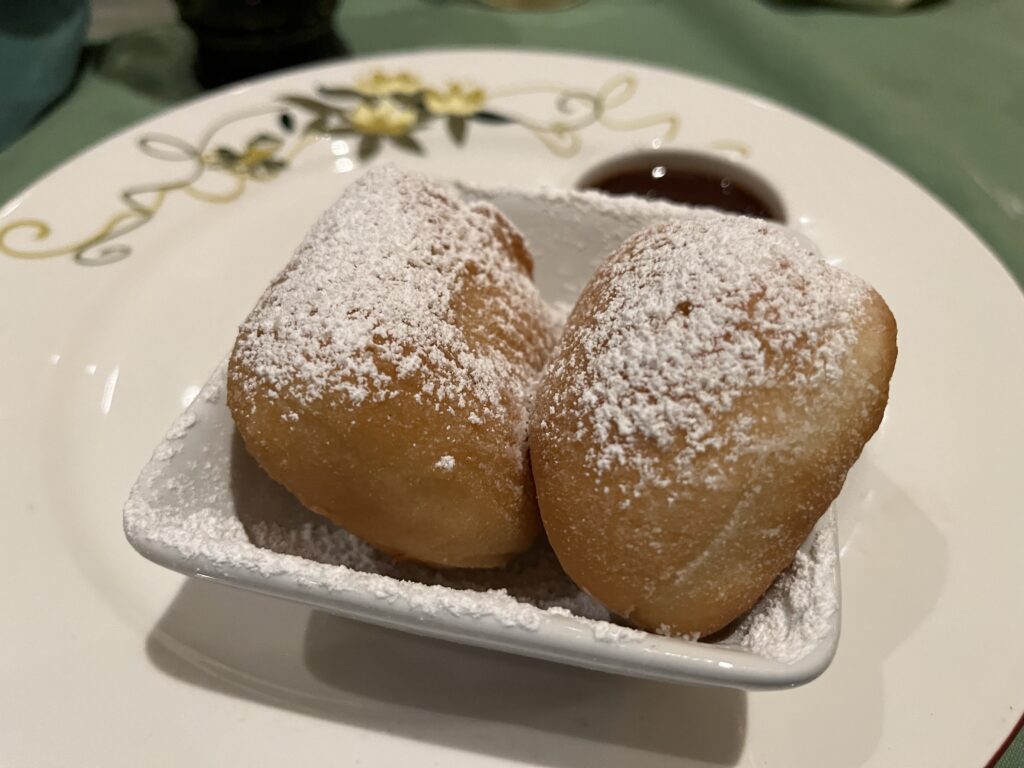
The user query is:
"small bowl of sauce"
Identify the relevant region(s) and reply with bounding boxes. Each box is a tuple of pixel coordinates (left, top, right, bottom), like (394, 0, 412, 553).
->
(577, 150, 786, 223)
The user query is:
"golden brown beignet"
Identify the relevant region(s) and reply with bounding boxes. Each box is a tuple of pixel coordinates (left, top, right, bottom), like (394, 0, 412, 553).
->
(530, 216, 897, 635)
(228, 166, 557, 568)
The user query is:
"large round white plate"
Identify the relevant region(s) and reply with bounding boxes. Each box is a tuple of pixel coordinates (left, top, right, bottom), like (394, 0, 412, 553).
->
(2, 49, 1021, 767)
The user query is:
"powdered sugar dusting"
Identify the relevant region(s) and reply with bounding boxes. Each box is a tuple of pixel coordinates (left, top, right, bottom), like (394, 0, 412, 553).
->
(733, 517, 838, 662)
(542, 216, 870, 492)
(547, 300, 575, 331)
(230, 165, 552, 432)
(165, 410, 197, 440)
(124, 372, 620, 636)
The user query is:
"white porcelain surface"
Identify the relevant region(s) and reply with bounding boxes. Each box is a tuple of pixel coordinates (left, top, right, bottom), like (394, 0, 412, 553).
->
(2, 49, 1022, 767)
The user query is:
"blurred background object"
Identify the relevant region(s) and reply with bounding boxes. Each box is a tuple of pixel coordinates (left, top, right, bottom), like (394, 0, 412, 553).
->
(0, 0, 89, 150)
(824, 0, 926, 8)
(89, 0, 177, 38)
(174, 0, 344, 87)
(476, 0, 584, 10)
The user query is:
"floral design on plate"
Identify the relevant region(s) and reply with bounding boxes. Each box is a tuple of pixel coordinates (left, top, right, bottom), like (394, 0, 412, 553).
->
(0, 70, 679, 266)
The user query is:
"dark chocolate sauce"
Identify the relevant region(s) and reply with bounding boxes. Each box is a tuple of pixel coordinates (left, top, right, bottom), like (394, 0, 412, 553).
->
(583, 163, 782, 222)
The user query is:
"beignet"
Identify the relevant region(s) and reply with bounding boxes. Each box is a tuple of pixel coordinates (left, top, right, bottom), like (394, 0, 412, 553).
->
(530, 216, 897, 635)
(229, 167, 557, 568)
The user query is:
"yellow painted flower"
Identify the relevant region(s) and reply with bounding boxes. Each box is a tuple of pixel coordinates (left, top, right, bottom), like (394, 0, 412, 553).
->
(350, 99, 419, 137)
(205, 134, 286, 179)
(239, 143, 276, 167)
(424, 83, 486, 117)
(354, 71, 422, 97)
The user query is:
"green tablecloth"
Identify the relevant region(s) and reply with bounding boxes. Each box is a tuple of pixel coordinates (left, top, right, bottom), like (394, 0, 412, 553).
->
(1, 0, 1021, 764)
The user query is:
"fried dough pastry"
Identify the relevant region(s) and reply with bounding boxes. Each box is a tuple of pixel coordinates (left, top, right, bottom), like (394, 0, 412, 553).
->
(530, 216, 897, 635)
(228, 166, 557, 568)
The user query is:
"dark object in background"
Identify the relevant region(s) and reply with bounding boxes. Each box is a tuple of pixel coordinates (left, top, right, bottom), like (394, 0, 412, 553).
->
(174, 0, 344, 88)
(0, 0, 88, 150)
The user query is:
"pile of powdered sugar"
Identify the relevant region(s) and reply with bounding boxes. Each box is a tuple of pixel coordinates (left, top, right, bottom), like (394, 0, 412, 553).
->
(732, 519, 838, 662)
(539, 216, 869, 493)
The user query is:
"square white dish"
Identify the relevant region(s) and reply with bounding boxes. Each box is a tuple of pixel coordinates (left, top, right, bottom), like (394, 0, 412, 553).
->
(124, 183, 841, 690)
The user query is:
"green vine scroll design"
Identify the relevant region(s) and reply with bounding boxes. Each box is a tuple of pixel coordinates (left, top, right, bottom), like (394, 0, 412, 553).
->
(0, 71, 679, 265)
